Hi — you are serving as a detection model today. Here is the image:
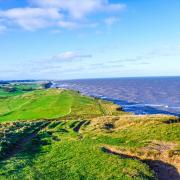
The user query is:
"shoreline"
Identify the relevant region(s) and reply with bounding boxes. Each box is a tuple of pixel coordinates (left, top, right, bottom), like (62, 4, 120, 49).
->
(55, 87, 180, 117)
(91, 95, 180, 117)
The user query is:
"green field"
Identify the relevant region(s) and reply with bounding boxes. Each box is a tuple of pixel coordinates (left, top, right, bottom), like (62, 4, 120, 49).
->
(0, 89, 124, 122)
(0, 85, 179, 180)
(0, 83, 42, 97)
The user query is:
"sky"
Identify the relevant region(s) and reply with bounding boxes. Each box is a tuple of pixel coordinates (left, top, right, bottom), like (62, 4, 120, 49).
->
(0, 0, 180, 80)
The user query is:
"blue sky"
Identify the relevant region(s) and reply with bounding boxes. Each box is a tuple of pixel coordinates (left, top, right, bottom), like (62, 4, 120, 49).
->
(0, 0, 180, 80)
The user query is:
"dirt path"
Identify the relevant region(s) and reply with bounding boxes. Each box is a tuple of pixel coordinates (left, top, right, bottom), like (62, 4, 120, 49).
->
(101, 146, 180, 180)
(97, 100, 107, 115)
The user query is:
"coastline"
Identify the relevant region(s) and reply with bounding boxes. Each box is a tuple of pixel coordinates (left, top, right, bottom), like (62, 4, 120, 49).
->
(91, 95, 180, 117)
(54, 87, 180, 117)
(53, 77, 180, 117)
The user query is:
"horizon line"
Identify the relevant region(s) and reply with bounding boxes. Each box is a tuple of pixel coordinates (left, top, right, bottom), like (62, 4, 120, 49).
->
(1, 75, 180, 82)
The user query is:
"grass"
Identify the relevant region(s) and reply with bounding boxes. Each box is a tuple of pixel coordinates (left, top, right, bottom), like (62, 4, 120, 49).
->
(0, 116, 179, 179)
(0, 88, 23, 97)
(0, 83, 42, 97)
(0, 120, 155, 180)
(0, 121, 49, 160)
(0, 89, 125, 122)
(89, 115, 180, 147)
(0, 86, 179, 179)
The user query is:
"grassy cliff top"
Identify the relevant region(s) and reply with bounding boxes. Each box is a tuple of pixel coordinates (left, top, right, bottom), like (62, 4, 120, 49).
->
(0, 88, 126, 122)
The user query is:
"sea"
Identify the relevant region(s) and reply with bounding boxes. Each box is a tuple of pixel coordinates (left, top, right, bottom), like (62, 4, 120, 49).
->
(54, 77, 180, 117)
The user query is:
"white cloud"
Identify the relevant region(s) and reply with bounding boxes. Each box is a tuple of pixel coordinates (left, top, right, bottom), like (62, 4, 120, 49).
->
(18, 51, 92, 78)
(104, 3, 126, 11)
(104, 17, 118, 26)
(58, 21, 78, 29)
(0, 0, 126, 31)
(58, 21, 99, 29)
(52, 51, 92, 61)
(30, 0, 126, 19)
(0, 7, 61, 30)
